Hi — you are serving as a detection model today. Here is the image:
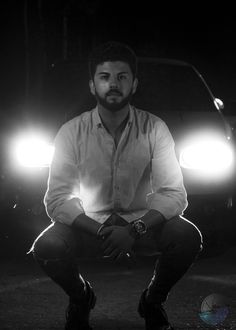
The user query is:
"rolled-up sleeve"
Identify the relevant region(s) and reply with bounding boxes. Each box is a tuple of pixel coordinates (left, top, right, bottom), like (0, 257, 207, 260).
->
(44, 124, 84, 225)
(146, 120, 188, 219)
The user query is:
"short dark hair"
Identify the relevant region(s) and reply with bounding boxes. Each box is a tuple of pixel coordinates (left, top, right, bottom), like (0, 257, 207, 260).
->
(88, 41, 137, 80)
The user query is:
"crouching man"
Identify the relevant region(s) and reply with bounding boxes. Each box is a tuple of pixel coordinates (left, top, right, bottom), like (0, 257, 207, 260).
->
(29, 41, 202, 330)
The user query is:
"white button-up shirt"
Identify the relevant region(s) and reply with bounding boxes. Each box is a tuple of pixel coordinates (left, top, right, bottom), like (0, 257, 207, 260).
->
(44, 106, 188, 225)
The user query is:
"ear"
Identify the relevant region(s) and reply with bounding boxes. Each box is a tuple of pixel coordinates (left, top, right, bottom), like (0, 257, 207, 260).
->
(89, 79, 95, 95)
(132, 77, 138, 95)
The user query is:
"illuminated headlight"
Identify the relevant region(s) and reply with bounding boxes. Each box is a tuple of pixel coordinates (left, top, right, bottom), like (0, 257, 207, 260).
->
(13, 134, 54, 168)
(179, 137, 234, 176)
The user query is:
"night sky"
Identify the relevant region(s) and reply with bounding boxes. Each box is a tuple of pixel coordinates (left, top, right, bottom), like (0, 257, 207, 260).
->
(1, 1, 236, 121)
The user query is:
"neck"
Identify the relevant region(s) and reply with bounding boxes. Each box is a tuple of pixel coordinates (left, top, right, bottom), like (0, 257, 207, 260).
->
(98, 104, 130, 133)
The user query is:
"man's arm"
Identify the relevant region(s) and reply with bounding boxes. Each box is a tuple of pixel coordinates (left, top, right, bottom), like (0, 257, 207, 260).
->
(119, 121, 186, 241)
(140, 209, 165, 229)
(146, 119, 188, 221)
(44, 124, 99, 232)
(72, 213, 103, 236)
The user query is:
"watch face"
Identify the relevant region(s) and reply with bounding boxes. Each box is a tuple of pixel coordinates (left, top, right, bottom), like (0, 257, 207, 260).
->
(135, 220, 146, 234)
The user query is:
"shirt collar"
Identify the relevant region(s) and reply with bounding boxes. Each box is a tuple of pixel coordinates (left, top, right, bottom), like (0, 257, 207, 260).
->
(93, 105, 134, 130)
(93, 106, 103, 128)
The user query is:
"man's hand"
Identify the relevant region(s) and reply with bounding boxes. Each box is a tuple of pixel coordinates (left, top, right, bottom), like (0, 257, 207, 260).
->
(100, 225, 135, 260)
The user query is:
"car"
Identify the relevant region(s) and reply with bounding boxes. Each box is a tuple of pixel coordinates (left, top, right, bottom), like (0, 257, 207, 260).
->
(133, 58, 235, 217)
(223, 99, 236, 142)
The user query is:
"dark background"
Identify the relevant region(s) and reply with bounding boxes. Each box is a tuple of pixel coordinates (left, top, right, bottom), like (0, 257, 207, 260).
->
(1, 1, 236, 116)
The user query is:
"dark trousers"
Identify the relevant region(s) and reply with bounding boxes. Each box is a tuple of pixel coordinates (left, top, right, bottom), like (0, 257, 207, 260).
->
(30, 214, 203, 304)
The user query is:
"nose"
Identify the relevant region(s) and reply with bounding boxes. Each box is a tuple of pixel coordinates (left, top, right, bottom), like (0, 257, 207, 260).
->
(109, 76, 119, 89)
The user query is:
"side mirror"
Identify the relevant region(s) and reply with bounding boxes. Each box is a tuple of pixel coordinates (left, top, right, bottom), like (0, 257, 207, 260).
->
(214, 98, 224, 110)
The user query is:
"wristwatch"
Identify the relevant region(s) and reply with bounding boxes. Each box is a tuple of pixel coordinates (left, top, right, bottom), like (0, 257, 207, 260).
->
(128, 219, 147, 239)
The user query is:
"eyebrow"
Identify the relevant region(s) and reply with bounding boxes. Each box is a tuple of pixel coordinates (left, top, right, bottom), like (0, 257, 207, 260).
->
(97, 71, 129, 75)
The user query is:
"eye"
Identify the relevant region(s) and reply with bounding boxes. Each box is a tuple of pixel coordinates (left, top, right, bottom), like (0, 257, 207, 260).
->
(118, 74, 128, 80)
(99, 74, 109, 81)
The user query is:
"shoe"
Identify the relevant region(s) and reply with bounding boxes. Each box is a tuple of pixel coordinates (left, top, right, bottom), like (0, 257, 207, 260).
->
(65, 281, 96, 330)
(138, 289, 174, 330)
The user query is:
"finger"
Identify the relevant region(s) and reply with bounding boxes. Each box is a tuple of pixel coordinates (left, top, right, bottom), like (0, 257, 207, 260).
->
(102, 238, 114, 253)
(103, 248, 118, 259)
(103, 245, 115, 256)
(101, 226, 114, 234)
(109, 249, 121, 260)
(101, 226, 113, 238)
(115, 252, 124, 261)
(102, 238, 113, 251)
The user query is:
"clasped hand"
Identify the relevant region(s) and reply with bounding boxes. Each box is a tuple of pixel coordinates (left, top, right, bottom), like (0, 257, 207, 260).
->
(100, 225, 135, 261)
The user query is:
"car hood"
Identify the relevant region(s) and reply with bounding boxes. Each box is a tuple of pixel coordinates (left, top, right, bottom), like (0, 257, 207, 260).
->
(154, 110, 228, 147)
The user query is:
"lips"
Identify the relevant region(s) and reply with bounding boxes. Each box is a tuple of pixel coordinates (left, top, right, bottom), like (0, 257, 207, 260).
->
(107, 91, 122, 96)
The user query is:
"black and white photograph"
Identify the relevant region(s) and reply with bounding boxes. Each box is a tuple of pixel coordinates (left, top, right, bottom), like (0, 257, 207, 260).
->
(0, 1, 236, 329)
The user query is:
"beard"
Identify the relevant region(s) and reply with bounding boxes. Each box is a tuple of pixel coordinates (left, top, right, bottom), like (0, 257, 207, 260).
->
(95, 89, 133, 112)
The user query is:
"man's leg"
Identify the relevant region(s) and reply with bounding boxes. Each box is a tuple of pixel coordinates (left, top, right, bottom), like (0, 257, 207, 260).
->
(29, 222, 100, 329)
(146, 215, 202, 303)
(135, 215, 203, 329)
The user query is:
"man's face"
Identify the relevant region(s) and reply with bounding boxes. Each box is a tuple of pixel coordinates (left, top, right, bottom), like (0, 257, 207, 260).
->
(89, 61, 138, 112)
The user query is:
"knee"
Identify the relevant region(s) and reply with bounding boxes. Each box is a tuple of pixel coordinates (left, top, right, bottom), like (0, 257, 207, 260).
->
(178, 217, 203, 254)
(165, 216, 203, 254)
(188, 222, 203, 253)
(32, 234, 70, 260)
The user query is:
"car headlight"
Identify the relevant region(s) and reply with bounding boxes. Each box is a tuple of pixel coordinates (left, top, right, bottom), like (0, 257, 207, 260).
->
(179, 136, 234, 177)
(12, 133, 55, 168)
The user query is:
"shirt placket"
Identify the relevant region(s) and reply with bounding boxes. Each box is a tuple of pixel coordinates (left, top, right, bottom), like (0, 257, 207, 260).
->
(99, 119, 130, 213)
(112, 123, 131, 212)
(99, 125, 120, 211)
(113, 151, 121, 211)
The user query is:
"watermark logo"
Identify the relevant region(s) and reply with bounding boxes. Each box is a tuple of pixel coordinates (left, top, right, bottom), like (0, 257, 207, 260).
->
(199, 293, 230, 326)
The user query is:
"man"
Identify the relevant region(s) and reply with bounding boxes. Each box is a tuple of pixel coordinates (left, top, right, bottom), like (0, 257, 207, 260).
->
(30, 41, 203, 330)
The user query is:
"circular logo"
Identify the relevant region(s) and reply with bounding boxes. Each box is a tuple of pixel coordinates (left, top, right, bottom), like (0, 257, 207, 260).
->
(199, 293, 230, 326)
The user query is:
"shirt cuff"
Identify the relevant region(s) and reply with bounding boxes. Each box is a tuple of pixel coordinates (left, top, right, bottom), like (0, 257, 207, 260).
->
(146, 193, 188, 219)
(47, 198, 84, 226)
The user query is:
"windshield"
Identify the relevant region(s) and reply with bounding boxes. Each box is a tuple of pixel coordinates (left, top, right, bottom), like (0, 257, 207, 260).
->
(133, 61, 216, 113)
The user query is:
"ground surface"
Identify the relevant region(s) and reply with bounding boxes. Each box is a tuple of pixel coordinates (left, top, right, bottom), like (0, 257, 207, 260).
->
(1, 246, 236, 330)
